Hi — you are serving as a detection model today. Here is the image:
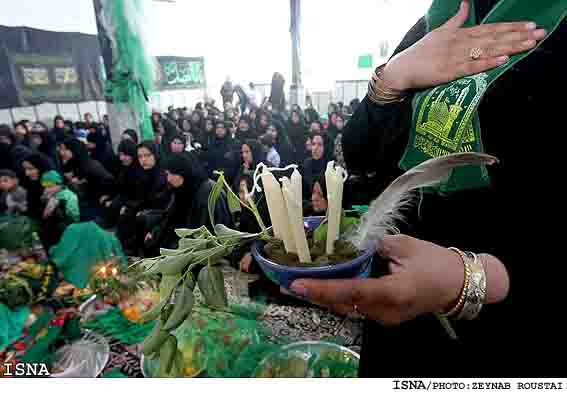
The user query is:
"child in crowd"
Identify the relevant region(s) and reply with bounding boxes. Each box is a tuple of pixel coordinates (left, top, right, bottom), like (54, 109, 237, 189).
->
(0, 169, 27, 215)
(40, 170, 80, 249)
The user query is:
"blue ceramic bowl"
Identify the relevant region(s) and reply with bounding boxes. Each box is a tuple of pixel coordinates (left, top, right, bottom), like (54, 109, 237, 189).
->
(251, 216, 375, 290)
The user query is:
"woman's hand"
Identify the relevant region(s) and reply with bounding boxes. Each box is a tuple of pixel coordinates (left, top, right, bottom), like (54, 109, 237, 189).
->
(290, 235, 509, 326)
(144, 233, 153, 243)
(382, 0, 547, 91)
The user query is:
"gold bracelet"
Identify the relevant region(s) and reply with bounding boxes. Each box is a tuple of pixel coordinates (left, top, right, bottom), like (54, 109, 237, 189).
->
(457, 252, 486, 320)
(366, 64, 407, 105)
(440, 247, 471, 318)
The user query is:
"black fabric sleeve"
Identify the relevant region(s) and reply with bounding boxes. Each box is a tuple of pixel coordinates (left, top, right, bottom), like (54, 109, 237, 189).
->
(341, 17, 427, 198)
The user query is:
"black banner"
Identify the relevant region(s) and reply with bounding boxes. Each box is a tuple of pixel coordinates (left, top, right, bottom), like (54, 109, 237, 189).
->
(0, 25, 105, 109)
(0, 24, 206, 109)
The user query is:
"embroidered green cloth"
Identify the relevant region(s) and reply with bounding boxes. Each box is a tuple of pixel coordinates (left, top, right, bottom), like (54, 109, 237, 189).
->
(400, 0, 566, 192)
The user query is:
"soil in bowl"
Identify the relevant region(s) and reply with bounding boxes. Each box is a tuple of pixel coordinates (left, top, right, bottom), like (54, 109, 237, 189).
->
(264, 235, 362, 268)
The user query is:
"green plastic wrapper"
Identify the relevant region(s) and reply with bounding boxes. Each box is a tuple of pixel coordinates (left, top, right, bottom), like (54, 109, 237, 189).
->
(83, 307, 156, 345)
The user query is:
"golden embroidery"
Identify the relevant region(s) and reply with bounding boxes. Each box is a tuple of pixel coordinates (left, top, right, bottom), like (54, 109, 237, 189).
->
(415, 73, 488, 156)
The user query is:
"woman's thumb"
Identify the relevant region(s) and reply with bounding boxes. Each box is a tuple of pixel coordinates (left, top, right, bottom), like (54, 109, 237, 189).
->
(443, 0, 470, 30)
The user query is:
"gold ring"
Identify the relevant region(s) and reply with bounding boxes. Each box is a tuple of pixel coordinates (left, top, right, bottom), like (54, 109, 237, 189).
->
(470, 47, 483, 60)
(351, 304, 365, 319)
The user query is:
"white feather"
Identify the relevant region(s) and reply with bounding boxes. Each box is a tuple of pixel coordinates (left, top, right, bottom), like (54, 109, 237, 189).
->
(350, 152, 499, 250)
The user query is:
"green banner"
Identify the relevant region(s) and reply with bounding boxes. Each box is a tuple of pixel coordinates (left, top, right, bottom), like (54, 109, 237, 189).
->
(358, 54, 373, 69)
(157, 56, 206, 90)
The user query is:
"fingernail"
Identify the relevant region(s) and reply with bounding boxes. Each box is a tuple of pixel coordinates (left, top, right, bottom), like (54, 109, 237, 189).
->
(497, 55, 509, 64)
(526, 22, 537, 30)
(290, 281, 308, 297)
(534, 29, 547, 39)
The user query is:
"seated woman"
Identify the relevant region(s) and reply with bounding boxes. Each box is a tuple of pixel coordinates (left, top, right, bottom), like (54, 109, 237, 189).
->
(101, 139, 139, 228)
(28, 121, 59, 168)
(20, 152, 55, 222)
(121, 129, 139, 144)
(86, 129, 118, 175)
(266, 123, 294, 167)
(140, 153, 232, 257)
(58, 137, 115, 222)
(205, 121, 240, 185)
(234, 139, 267, 191)
(309, 175, 328, 216)
(117, 141, 170, 255)
(39, 170, 80, 250)
(301, 132, 331, 199)
(287, 110, 309, 165)
(169, 133, 187, 154)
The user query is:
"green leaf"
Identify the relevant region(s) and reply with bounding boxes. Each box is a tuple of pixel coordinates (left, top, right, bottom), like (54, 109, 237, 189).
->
(314, 212, 361, 244)
(159, 274, 181, 301)
(178, 238, 214, 251)
(208, 175, 225, 230)
(175, 227, 209, 239)
(192, 245, 228, 264)
(152, 252, 194, 275)
(214, 224, 260, 241)
(160, 248, 183, 256)
(227, 188, 242, 214)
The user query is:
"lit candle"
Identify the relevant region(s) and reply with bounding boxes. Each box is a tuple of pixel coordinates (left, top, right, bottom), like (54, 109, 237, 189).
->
(281, 174, 312, 263)
(325, 162, 347, 254)
(261, 170, 296, 253)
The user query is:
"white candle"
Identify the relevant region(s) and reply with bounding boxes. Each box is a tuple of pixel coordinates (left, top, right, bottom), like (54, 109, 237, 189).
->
(261, 171, 296, 253)
(282, 175, 312, 263)
(325, 161, 347, 254)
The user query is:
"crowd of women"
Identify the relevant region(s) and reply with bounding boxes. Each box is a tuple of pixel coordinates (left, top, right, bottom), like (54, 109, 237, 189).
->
(0, 96, 356, 265)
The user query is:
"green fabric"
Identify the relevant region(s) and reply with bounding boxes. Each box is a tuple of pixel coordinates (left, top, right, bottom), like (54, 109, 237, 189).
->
(400, 0, 567, 192)
(49, 222, 125, 288)
(41, 170, 63, 186)
(55, 189, 80, 222)
(82, 307, 156, 345)
(0, 214, 33, 249)
(101, 368, 128, 378)
(106, 0, 155, 141)
(0, 303, 30, 352)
